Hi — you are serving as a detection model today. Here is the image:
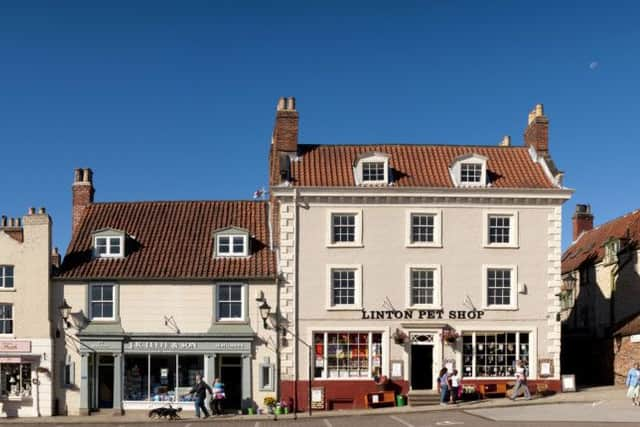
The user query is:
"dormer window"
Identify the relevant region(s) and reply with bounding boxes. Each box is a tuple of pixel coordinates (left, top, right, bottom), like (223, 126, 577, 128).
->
(92, 229, 127, 258)
(362, 162, 386, 182)
(213, 227, 250, 257)
(450, 154, 488, 187)
(353, 152, 390, 185)
(460, 163, 482, 183)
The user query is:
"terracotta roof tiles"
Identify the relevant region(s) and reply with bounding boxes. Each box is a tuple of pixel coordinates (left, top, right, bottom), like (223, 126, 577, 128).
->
(56, 200, 276, 280)
(272, 144, 556, 189)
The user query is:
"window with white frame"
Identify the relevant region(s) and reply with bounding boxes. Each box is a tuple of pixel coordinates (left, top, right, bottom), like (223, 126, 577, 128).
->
(462, 332, 530, 377)
(488, 215, 511, 244)
(411, 214, 434, 243)
(331, 270, 356, 305)
(485, 267, 517, 308)
(410, 269, 434, 305)
(94, 236, 123, 258)
(362, 162, 386, 183)
(0, 304, 13, 334)
(460, 163, 482, 183)
(484, 211, 518, 247)
(0, 266, 14, 289)
(331, 214, 356, 243)
(217, 284, 244, 320)
(313, 332, 383, 378)
(259, 362, 274, 391)
(217, 235, 248, 257)
(90, 284, 115, 320)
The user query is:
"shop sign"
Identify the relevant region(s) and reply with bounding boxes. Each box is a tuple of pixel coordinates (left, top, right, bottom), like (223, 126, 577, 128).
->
(0, 340, 31, 353)
(0, 357, 21, 363)
(361, 309, 485, 321)
(123, 341, 251, 353)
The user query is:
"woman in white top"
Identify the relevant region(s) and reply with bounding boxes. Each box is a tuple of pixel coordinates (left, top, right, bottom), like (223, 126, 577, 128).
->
(510, 360, 531, 400)
(449, 369, 461, 403)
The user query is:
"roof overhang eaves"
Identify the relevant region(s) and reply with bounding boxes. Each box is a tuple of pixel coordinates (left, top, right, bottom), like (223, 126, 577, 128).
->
(52, 275, 277, 282)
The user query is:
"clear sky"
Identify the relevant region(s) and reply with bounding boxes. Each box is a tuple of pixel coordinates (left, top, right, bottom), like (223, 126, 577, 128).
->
(1, 0, 639, 253)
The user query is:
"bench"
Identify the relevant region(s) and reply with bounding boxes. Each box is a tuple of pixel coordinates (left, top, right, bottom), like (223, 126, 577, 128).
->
(329, 396, 354, 410)
(364, 391, 395, 408)
(478, 383, 509, 398)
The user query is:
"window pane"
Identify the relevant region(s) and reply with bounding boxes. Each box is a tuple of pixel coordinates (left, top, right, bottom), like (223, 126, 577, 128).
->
(91, 285, 102, 301)
(488, 215, 511, 244)
(102, 285, 113, 301)
(218, 285, 230, 300)
(232, 236, 245, 253)
(261, 366, 271, 388)
(332, 214, 356, 243)
(178, 355, 203, 388)
(124, 355, 149, 401)
(461, 163, 482, 183)
(218, 236, 230, 253)
(229, 302, 242, 318)
(230, 286, 241, 301)
(487, 269, 512, 306)
(102, 303, 113, 319)
(332, 270, 356, 305)
(362, 162, 385, 182)
(150, 355, 176, 402)
(411, 214, 435, 243)
(91, 302, 102, 318)
(109, 237, 121, 254)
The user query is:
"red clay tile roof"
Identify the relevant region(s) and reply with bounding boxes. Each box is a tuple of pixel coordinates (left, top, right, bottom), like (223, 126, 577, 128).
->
(56, 200, 276, 280)
(271, 144, 557, 189)
(562, 209, 640, 274)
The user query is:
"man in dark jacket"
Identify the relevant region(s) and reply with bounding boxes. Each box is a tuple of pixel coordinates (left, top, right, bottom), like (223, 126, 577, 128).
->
(189, 374, 212, 418)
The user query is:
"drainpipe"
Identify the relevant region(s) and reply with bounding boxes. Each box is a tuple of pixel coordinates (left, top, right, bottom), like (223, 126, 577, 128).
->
(293, 188, 301, 415)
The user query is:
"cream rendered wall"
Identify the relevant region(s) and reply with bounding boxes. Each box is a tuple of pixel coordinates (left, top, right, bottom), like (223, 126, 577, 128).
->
(0, 213, 53, 417)
(294, 202, 562, 381)
(55, 280, 279, 415)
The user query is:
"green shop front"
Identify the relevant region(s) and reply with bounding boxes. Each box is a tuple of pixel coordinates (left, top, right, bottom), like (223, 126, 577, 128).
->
(77, 330, 254, 415)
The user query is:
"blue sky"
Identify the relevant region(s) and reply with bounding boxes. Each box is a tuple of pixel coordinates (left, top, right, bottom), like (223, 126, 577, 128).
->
(1, 0, 639, 252)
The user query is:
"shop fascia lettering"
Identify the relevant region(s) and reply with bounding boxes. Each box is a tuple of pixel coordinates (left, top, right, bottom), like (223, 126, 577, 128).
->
(361, 308, 485, 320)
(128, 342, 198, 352)
(123, 341, 251, 352)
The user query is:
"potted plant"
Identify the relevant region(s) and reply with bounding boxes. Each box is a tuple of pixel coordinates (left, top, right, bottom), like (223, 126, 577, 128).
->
(442, 327, 460, 344)
(263, 396, 277, 414)
(392, 328, 409, 345)
(280, 399, 290, 414)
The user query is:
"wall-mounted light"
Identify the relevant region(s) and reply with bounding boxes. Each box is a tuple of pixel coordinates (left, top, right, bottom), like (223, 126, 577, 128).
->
(259, 301, 271, 329)
(58, 299, 72, 328)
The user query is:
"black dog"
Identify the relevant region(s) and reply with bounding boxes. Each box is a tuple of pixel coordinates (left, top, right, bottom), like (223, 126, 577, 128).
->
(148, 404, 183, 420)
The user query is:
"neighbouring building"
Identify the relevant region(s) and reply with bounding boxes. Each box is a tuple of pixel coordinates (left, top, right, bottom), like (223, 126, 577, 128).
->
(269, 98, 572, 409)
(0, 208, 57, 417)
(561, 205, 640, 385)
(53, 168, 279, 415)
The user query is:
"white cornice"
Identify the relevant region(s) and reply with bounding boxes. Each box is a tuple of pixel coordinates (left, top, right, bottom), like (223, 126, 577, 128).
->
(271, 186, 574, 201)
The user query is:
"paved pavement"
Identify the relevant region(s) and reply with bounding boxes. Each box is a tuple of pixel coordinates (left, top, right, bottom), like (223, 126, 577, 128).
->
(2, 386, 639, 426)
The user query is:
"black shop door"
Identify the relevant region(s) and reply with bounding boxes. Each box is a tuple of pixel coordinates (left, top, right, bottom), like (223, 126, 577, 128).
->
(411, 345, 433, 390)
(219, 357, 242, 411)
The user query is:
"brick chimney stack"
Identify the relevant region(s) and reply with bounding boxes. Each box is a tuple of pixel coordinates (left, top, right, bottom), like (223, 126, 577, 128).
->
(72, 168, 94, 235)
(572, 204, 594, 241)
(272, 97, 298, 153)
(524, 103, 549, 154)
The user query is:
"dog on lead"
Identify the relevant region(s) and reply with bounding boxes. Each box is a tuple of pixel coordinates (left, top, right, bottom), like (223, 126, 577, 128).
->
(148, 404, 183, 420)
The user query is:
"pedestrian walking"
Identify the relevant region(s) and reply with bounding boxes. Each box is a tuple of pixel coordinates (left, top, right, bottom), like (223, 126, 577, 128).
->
(187, 374, 212, 418)
(625, 363, 640, 405)
(450, 369, 461, 404)
(210, 377, 226, 415)
(510, 360, 531, 400)
(437, 367, 450, 406)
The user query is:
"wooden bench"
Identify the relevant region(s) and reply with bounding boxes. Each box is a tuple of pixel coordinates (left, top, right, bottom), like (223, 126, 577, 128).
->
(364, 391, 395, 408)
(478, 383, 509, 398)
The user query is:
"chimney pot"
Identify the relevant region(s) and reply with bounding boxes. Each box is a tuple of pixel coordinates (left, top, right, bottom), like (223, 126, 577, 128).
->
(499, 135, 511, 147)
(272, 96, 299, 153)
(38, 207, 46, 214)
(74, 168, 82, 183)
(524, 103, 549, 154)
(1, 216, 6, 227)
(28, 207, 35, 215)
(72, 167, 95, 235)
(572, 204, 594, 241)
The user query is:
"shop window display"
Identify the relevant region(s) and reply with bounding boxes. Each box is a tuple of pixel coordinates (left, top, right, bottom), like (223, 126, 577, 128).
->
(462, 332, 529, 378)
(123, 354, 205, 402)
(0, 363, 31, 399)
(150, 355, 176, 402)
(124, 355, 148, 401)
(313, 332, 382, 379)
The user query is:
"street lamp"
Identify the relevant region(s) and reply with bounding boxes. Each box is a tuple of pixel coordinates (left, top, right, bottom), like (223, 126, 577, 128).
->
(562, 272, 577, 291)
(58, 299, 72, 328)
(258, 298, 313, 417)
(258, 301, 271, 329)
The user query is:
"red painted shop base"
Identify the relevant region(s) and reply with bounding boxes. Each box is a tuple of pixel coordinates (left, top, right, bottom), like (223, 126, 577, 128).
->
(280, 380, 409, 411)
